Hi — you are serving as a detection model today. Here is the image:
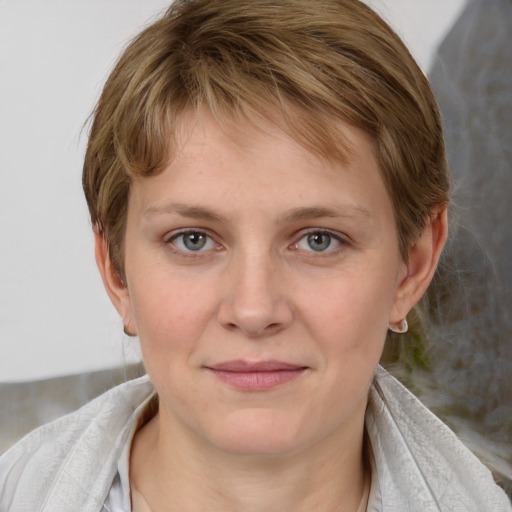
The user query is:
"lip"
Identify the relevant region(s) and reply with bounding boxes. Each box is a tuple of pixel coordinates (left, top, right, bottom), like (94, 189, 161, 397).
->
(205, 360, 308, 391)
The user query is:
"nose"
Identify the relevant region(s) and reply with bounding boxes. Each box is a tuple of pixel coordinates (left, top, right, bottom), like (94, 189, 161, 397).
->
(217, 249, 293, 338)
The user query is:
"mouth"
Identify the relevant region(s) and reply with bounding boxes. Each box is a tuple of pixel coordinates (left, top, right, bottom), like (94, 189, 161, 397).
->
(204, 360, 308, 391)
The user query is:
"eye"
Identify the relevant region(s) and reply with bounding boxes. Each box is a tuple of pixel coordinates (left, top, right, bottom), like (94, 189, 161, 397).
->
(170, 231, 218, 252)
(295, 231, 342, 253)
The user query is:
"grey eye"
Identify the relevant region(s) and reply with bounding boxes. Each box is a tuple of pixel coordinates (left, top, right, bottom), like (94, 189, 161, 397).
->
(182, 232, 207, 251)
(294, 231, 342, 253)
(307, 233, 332, 252)
(172, 232, 217, 252)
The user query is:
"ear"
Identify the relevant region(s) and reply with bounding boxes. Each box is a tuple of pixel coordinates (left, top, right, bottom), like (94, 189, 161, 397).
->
(389, 208, 448, 324)
(94, 231, 136, 336)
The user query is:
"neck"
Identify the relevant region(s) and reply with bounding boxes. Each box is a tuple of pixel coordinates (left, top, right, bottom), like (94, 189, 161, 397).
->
(130, 408, 368, 512)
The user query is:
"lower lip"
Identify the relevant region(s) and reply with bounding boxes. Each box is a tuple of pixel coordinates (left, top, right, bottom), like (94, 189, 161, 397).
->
(208, 369, 306, 391)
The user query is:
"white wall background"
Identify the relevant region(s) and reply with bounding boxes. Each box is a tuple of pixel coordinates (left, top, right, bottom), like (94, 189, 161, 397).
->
(0, 0, 466, 382)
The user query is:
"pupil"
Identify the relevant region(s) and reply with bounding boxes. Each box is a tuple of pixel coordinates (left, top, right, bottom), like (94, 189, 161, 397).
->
(184, 233, 206, 250)
(308, 233, 330, 251)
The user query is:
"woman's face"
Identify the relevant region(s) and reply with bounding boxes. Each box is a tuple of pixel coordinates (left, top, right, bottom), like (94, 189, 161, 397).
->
(113, 112, 412, 457)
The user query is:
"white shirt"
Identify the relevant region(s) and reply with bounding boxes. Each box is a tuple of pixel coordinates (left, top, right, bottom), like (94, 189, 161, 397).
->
(1, 368, 510, 511)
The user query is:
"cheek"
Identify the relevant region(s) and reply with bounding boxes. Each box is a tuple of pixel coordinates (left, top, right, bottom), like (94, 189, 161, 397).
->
(128, 271, 218, 355)
(295, 267, 397, 356)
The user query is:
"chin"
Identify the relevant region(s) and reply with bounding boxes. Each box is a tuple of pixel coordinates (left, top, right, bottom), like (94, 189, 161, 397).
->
(203, 409, 308, 458)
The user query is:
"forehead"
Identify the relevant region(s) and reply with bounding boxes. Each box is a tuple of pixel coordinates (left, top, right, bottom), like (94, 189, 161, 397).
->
(165, 107, 375, 177)
(128, 109, 393, 230)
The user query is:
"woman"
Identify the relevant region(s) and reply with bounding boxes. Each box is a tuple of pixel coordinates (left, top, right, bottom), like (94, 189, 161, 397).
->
(1, 0, 510, 510)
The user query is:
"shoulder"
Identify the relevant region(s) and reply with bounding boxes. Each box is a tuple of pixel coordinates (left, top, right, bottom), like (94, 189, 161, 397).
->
(0, 375, 154, 512)
(366, 367, 511, 512)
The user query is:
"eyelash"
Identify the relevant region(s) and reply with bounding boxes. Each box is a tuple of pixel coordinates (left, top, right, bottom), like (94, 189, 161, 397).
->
(291, 229, 349, 256)
(163, 228, 349, 258)
(165, 230, 221, 256)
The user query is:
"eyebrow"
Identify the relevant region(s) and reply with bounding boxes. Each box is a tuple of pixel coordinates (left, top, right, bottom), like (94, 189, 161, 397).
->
(280, 206, 372, 224)
(143, 202, 372, 223)
(144, 203, 225, 222)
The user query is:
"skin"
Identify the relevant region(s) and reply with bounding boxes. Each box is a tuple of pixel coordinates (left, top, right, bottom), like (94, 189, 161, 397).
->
(96, 110, 447, 511)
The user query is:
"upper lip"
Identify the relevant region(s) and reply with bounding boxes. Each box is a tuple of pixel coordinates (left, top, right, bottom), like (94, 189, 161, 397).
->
(206, 360, 307, 372)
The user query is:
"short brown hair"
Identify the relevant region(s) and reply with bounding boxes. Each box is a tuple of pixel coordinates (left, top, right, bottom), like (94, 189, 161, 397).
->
(83, 0, 450, 277)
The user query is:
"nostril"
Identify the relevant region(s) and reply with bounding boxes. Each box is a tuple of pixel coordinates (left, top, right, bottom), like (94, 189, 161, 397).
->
(217, 295, 294, 337)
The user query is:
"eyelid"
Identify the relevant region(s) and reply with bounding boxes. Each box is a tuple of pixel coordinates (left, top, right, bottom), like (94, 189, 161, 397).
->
(164, 227, 209, 242)
(165, 228, 222, 254)
(300, 228, 350, 242)
(290, 228, 350, 253)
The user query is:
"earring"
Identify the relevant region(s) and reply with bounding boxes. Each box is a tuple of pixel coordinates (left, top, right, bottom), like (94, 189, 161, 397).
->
(389, 318, 408, 334)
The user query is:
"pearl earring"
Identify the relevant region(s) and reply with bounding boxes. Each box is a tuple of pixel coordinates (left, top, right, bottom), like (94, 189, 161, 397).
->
(389, 318, 408, 334)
